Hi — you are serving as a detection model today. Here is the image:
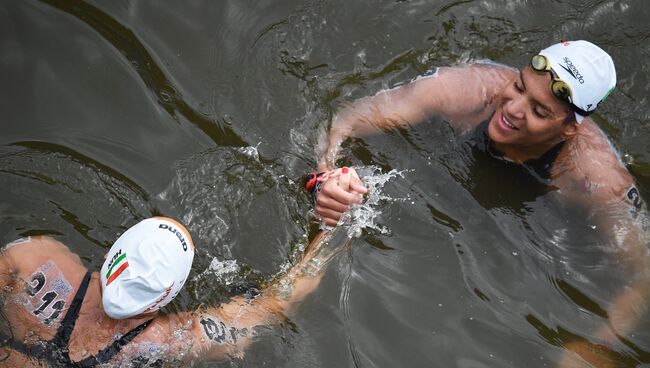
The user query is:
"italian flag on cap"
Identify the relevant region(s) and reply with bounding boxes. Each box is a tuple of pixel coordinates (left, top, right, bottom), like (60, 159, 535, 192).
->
(106, 252, 129, 286)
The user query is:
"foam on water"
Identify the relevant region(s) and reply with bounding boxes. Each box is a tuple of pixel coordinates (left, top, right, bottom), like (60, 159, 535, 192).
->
(237, 143, 261, 162)
(193, 258, 241, 286)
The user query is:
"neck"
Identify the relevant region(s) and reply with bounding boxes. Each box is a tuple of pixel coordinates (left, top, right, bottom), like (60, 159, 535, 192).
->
(493, 138, 565, 163)
(90, 274, 153, 328)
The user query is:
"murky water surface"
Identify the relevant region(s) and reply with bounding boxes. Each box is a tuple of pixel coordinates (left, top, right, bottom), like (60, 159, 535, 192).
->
(2, 0, 650, 367)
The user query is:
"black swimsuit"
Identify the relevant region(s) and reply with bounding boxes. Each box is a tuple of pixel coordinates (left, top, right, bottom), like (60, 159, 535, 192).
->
(0, 271, 153, 367)
(448, 118, 565, 210)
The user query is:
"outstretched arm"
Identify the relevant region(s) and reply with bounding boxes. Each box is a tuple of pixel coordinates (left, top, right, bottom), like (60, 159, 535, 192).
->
(314, 63, 515, 225)
(317, 63, 515, 171)
(155, 230, 346, 362)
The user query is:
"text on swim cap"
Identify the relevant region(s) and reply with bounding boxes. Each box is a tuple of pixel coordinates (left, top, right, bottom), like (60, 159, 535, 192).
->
(106, 249, 122, 271)
(158, 224, 188, 251)
(560, 57, 584, 84)
(142, 283, 174, 313)
(105, 249, 129, 286)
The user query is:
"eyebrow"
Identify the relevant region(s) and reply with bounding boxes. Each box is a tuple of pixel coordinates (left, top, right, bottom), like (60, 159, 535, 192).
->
(519, 70, 554, 117)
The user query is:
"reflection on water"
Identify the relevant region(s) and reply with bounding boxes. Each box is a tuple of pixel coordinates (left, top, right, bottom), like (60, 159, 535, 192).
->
(0, 142, 152, 254)
(2, 0, 650, 367)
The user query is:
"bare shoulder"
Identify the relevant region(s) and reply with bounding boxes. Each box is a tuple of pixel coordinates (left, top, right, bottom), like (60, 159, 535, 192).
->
(403, 61, 516, 98)
(2, 236, 77, 268)
(1, 237, 52, 285)
(3, 235, 70, 253)
(440, 61, 516, 83)
(552, 120, 636, 204)
(1, 236, 86, 294)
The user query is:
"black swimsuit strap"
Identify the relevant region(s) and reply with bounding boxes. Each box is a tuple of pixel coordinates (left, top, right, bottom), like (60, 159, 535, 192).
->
(52, 271, 93, 349)
(75, 318, 154, 367)
(0, 271, 92, 365)
(0, 331, 48, 360)
(2, 270, 154, 367)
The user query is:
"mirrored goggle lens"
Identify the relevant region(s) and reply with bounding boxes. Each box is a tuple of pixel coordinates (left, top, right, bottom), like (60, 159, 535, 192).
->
(551, 80, 572, 103)
(531, 55, 549, 72)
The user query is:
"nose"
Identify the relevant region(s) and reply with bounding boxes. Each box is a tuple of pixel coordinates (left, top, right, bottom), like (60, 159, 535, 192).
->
(504, 93, 527, 120)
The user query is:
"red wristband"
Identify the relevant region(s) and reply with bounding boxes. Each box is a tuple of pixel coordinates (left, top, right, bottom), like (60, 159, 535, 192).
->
(304, 170, 335, 192)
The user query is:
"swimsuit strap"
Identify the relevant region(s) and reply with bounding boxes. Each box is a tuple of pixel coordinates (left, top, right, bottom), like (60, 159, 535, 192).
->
(2, 271, 154, 367)
(74, 318, 154, 367)
(0, 271, 92, 366)
(0, 330, 48, 360)
(51, 271, 93, 349)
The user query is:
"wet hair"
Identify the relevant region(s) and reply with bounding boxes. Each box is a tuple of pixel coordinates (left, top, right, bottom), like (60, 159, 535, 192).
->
(562, 111, 577, 125)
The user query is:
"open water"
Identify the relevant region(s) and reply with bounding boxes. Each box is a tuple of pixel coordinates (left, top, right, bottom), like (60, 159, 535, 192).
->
(2, 0, 650, 367)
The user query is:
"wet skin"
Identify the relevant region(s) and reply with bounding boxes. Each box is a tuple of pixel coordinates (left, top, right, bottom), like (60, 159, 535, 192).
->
(487, 66, 577, 163)
(315, 59, 650, 367)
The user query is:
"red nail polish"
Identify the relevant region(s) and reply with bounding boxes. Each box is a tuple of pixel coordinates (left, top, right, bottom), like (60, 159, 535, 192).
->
(342, 167, 349, 174)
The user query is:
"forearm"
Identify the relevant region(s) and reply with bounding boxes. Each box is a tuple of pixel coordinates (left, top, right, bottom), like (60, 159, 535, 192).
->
(599, 240, 650, 339)
(316, 64, 511, 171)
(191, 230, 345, 360)
(316, 78, 439, 171)
(317, 99, 386, 171)
(590, 208, 650, 338)
(558, 276, 650, 368)
(262, 230, 347, 313)
(559, 208, 650, 367)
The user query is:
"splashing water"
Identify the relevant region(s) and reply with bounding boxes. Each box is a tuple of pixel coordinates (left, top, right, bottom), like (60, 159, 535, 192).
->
(280, 166, 405, 282)
(237, 143, 261, 162)
(193, 258, 240, 286)
(337, 166, 406, 238)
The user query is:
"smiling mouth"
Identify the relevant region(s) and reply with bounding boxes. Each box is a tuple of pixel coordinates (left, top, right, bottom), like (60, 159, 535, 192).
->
(501, 114, 518, 130)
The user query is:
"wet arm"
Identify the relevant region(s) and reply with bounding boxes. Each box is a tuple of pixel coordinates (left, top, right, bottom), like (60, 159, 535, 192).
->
(317, 63, 514, 171)
(593, 207, 650, 338)
(555, 164, 650, 366)
(180, 230, 345, 361)
(559, 215, 649, 368)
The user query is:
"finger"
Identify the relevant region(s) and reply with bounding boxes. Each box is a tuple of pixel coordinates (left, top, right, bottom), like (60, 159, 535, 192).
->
(315, 206, 343, 223)
(338, 167, 351, 192)
(324, 169, 340, 179)
(316, 193, 349, 213)
(323, 217, 338, 227)
(350, 178, 368, 194)
(343, 167, 368, 194)
(314, 209, 340, 227)
(321, 179, 361, 204)
(326, 183, 363, 205)
(348, 167, 361, 180)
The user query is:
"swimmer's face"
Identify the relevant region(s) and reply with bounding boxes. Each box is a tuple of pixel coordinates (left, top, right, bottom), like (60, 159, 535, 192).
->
(488, 66, 577, 150)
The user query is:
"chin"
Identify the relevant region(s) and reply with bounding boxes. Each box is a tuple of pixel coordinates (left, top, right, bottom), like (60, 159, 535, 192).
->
(487, 114, 505, 143)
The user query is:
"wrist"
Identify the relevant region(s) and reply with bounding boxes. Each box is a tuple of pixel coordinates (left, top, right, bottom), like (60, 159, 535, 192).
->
(305, 170, 335, 206)
(316, 162, 331, 172)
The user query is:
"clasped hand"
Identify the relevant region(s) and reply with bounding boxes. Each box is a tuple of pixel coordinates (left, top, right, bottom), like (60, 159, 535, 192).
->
(313, 167, 368, 226)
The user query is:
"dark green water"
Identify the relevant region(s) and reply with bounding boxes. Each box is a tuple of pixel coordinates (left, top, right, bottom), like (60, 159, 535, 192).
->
(1, 0, 650, 367)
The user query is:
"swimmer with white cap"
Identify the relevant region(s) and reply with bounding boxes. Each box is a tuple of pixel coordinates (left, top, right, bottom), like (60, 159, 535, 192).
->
(0, 211, 352, 367)
(312, 40, 649, 367)
(101, 217, 195, 320)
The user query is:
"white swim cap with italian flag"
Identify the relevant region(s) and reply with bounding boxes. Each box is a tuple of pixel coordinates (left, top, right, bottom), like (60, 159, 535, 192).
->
(101, 217, 195, 319)
(538, 40, 616, 123)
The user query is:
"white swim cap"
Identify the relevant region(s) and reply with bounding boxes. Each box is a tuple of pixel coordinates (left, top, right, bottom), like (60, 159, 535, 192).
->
(538, 40, 616, 123)
(101, 217, 195, 319)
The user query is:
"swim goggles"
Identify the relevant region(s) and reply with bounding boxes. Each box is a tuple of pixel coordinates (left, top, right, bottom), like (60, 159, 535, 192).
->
(530, 54, 592, 117)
